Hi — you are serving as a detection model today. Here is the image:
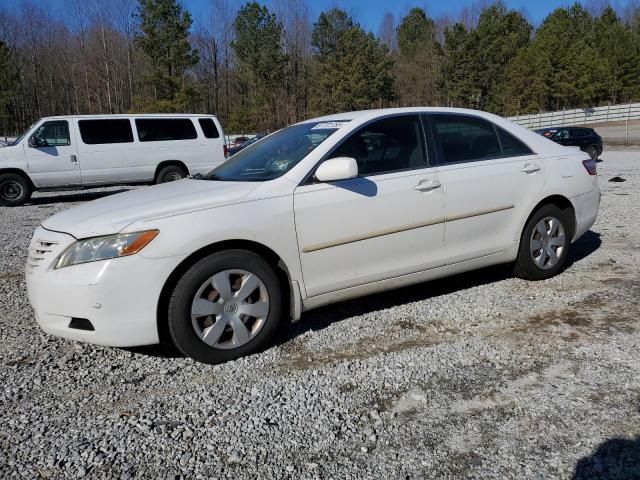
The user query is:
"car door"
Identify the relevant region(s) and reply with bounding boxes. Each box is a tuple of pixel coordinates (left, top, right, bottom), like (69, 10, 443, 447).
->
(426, 113, 545, 264)
(75, 118, 137, 185)
(293, 114, 446, 298)
(25, 120, 81, 187)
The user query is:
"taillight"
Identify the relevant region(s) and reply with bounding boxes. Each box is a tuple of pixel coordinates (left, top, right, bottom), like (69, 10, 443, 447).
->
(223, 144, 228, 157)
(582, 158, 597, 175)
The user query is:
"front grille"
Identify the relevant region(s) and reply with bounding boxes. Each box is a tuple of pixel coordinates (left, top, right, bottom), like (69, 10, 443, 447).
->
(26, 240, 60, 273)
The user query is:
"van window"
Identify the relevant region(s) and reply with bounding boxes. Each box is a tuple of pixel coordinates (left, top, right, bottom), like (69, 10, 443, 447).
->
(331, 115, 426, 176)
(430, 114, 501, 164)
(78, 119, 134, 144)
(198, 118, 220, 138)
(135, 119, 198, 142)
(496, 126, 533, 156)
(31, 121, 70, 147)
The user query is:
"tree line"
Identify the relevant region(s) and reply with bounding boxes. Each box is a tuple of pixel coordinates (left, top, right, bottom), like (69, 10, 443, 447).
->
(0, 0, 639, 136)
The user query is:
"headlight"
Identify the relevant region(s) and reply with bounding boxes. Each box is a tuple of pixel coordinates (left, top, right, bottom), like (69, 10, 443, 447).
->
(54, 230, 158, 269)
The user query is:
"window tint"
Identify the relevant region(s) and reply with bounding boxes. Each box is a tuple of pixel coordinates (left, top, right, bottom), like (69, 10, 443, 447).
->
(430, 114, 501, 164)
(31, 121, 70, 147)
(135, 118, 197, 142)
(198, 118, 220, 138)
(569, 128, 586, 138)
(496, 126, 533, 156)
(331, 115, 426, 176)
(79, 119, 134, 144)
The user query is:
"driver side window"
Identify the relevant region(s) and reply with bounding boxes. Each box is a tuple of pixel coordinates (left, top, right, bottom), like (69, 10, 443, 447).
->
(31, 121, 70, 147)
(331, 115, 426, 176)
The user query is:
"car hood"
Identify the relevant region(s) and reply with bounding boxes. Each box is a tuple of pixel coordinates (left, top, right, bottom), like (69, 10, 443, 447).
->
(42, 179, 260, 238)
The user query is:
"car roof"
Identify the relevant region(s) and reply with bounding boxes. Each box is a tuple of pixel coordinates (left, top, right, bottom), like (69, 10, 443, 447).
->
(301, 107, 512, 124)
(40, 114, 218, 121)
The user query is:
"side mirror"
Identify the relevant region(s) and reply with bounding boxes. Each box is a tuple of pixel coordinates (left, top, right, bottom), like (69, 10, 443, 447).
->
(314, 157, 358, 182)
(28, 136, 36, 148)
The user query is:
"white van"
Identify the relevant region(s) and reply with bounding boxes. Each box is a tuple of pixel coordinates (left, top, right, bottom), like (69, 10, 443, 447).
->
(0, 114, 226, 206)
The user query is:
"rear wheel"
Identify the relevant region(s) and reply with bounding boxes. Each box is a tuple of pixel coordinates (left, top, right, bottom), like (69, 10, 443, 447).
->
(0, 173, 32, 206)
(586, 146, 599, 160)
(156, 165, 187, 184)
(514, 204, 572, 280)
(168, 250, 283, 364)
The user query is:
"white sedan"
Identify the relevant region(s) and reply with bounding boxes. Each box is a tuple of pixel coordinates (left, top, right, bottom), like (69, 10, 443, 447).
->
(26, 108, 600, 364)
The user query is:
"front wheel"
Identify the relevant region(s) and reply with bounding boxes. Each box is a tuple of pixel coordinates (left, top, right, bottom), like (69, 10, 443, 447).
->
(0, 173, 32, 206)
(514, 205, 572, 281)
(168, 250, 283, 364)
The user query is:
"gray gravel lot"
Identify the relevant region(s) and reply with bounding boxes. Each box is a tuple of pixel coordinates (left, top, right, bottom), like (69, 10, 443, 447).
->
(1, 151, 640, 479)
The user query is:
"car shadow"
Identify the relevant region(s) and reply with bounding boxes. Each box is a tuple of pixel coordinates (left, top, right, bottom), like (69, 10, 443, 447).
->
(275, 229, 602, 346)
(128, 229, 602, 359)
(26, 189, 132, 205)
(572, 435, 640, 479)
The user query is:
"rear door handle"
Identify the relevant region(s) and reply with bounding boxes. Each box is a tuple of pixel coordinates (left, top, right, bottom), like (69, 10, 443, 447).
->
(522, 164, 541, 174)
(414, 180, 442, 192)
(70, 154, 78, 164)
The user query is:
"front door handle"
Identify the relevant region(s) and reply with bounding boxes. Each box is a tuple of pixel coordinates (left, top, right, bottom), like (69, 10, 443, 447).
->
(70, 154, 78, 164)
(522, 164, 541, 174)
(414, 180, 442, 192)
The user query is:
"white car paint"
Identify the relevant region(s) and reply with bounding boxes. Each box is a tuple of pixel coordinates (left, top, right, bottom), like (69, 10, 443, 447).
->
(26, 107, 600, 348)
(0, 114, 225, 189)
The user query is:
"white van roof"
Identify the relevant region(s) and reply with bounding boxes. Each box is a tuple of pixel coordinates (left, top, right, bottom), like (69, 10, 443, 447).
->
(40, 114, 218, 121)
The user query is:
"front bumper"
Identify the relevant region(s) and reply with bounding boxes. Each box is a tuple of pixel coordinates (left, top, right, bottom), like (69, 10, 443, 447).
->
(26, 226, 184, 347)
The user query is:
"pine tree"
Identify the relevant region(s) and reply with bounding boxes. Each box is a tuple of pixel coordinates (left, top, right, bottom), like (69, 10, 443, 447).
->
(442, 23, 477, 107)
(231, 2, 287, 131)
(395, 8, 442, 106)
(310, 10, 393, 115)
(134, 0, 199, 111)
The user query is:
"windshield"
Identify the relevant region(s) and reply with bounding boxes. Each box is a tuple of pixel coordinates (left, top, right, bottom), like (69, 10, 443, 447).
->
(204, 121, 347, 181)
(9, 124, 35, 146)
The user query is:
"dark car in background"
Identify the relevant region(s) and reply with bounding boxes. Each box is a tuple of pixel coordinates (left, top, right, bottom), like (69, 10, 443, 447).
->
(534, 127, 603, 160)
(227, 134, 266, 157)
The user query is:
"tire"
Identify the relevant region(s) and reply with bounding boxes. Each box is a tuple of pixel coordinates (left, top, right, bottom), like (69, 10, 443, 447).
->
(156, 165, 187, 184)
(513, 204, 572, 281)
(586, 146, 599, 160)
(0, 173, 32, 207)
(168, 250, 283, 364)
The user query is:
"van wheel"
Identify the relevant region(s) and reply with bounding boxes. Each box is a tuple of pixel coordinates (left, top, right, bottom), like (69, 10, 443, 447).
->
(0, 173, 32, 206)
(514, 204, 572, 281)
(156, 165, 187, 184)
(167, 250, 283, 365)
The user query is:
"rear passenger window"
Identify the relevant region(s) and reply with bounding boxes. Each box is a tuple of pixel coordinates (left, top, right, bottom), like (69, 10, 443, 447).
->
(198, 118, 220, 138)
(79, 119, 134, 144)
(331, 115, 426, 176)
(496, 126, 533, 156)
(430, 114, 501, 164)
(135, 119, 197, 142)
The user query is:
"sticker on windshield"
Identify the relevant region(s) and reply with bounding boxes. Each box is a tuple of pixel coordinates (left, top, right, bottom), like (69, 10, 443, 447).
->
(311, 121, 351, 130)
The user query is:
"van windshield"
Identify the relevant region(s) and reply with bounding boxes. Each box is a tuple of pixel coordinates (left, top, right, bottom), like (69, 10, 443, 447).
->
(9, 124, 34, 146)
(203, 121, 347, 181)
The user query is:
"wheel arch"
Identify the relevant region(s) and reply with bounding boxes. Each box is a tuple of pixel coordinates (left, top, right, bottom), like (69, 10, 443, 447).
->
(153, 160, 190, 182)
(156, 239, 295, 345)
(521, 194, 576, 243)
(0, 168, 35, 191)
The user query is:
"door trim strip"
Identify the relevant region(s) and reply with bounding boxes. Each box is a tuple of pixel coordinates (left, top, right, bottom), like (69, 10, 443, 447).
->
(301, 204, 514, 253)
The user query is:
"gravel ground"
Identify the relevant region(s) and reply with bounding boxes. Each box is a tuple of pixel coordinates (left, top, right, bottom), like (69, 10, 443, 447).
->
(1, 151, 640, 479)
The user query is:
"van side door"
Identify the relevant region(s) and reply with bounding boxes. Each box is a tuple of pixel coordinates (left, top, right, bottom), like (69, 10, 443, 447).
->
(75, 118, 138, 185)
(24, 120, 81, 187)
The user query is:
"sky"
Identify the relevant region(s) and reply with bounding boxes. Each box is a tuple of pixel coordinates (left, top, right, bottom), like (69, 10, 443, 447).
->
(182, 0, 634, 30)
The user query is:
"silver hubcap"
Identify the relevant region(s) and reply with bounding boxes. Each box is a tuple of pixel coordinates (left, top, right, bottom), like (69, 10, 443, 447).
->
(530, 216, 565, 270)
(1, 181, 23, 200)
(191, 269, 269, 350)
